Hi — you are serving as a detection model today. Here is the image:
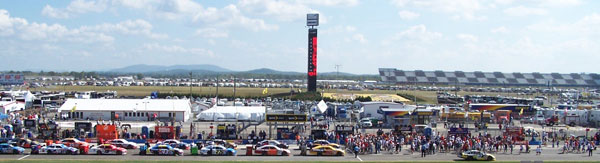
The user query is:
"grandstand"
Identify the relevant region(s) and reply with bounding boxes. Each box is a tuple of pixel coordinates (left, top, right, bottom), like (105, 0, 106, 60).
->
(379, 68, 600, 87)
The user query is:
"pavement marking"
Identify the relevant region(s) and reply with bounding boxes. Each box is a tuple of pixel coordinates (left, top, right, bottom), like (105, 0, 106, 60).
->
(17, 155, 30, 160)
(356, 155, 363, 162)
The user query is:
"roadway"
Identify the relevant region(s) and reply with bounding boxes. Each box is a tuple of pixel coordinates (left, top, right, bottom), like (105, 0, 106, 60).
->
(2, 145, 598, 162)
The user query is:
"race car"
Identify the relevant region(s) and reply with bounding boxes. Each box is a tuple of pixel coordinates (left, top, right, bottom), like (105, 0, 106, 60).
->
(9, 138, 40, 149)
(108, 139, 138, 149)
(162, 139, 190, 150)
(89, 144, 127, 155)
(35, 144, 79, 155)
(139, 144, 183, 156)
(307, 145, 345, 156)
(0, 143, 25, 154)
(255, 140, 289, 149)
(199, 145, 237, 156)
(59, 138, 89, 154)
(253, 145, 291, 156)
(458, 150, 496, 161)
(310, 140, 341, 149)
(210, 139, 238, 149)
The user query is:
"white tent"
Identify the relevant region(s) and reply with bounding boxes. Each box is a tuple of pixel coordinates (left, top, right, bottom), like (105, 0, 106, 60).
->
(197, 106, 266, 122)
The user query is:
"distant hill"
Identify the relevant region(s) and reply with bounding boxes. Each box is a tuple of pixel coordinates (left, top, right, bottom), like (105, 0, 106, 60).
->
(110, 64, 231, 73)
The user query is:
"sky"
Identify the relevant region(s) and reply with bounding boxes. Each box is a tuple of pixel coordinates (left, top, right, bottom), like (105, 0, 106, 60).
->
(0, 0, 598, 74)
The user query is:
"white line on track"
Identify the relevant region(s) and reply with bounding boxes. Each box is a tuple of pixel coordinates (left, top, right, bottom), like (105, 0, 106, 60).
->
(356, 155, 363, 162)
(17, 155, 30, 160)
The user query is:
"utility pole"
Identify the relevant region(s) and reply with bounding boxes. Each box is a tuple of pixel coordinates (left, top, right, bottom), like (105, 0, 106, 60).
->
(233, 75, 236, 99)
(189, 72, 193, 102)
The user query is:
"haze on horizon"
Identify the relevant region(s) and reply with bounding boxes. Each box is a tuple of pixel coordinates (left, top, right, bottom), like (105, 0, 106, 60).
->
(0, 0, 598, 74)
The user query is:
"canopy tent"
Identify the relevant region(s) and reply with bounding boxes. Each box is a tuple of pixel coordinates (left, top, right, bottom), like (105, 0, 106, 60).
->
(197, 106, 266, 122)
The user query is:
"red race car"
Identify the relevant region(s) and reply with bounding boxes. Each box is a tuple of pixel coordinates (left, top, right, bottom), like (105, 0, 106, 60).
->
(59, 138, 89, 154)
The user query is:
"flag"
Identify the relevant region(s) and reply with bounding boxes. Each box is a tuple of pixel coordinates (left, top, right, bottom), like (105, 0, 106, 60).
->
(519, 108, 524, 116)
(71, 106, 77, 112)
(262, 88, 268, 95)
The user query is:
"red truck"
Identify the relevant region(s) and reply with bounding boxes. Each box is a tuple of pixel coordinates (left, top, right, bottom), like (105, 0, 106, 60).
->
(545, 115, 559, 126)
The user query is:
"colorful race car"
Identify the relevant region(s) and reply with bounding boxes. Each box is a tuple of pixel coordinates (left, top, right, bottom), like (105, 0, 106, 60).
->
(199, 145, 237, 156)
(89, 144, 127, 155)
(36, 144, 79, 155)
(140, 144, 183, 156)
(0, 143, 25, 154)
(59, 138, 89, 154)
(310, 140, 341, 149)
(459, 150, 496, 161)
(9, 138, 40, 149)
(209, 139, 237, 149)
(108, 139, 138, 149)
(255, 140, 289, 149)
(307, 145, 345, 156)
(162, 139, 190, 150)
(253, 145, 291, 156)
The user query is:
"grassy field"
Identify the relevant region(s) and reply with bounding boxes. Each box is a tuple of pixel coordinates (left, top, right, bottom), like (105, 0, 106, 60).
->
(34, 85, 548, 104)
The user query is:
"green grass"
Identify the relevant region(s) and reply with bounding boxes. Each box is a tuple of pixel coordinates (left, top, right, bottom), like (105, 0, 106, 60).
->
(34, 85, 550, 105)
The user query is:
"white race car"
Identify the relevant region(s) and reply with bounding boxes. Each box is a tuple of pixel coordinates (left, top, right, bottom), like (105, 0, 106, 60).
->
(108, 139, 138, 149)
(89, 144, 127, 155)
(37, 144, 79, 155)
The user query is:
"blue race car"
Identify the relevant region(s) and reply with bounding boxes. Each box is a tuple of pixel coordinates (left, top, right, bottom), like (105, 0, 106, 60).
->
(0, 143, 25, 154)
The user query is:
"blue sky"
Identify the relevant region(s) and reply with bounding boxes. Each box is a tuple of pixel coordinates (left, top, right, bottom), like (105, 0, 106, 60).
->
(0, 0, 598, 74)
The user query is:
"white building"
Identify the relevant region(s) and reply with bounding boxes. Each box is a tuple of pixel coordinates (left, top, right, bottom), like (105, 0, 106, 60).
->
(58, 99, 191, 122)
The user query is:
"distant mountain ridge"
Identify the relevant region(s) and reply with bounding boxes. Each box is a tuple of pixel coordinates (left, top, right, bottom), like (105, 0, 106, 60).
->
(109, 64, 374, 76)
(110, 64, 231, 73)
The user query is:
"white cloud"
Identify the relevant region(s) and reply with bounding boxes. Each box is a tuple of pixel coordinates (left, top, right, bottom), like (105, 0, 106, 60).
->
(238, 0, 317, 21)
(41, 5, 70, 19)
(383, 24, 442, 46)
(391, 0, 486, 20)
(352, 34, 367, 43)
(301, 0, 359, 7)
(79, 19, 168, 39)
(195, 28, 229, 38)
(143, 43, 214, 56)
(1, 9, 114, 43)
(491, 26, 509, 33)
(494, 0, 515, 5)
(526, 13, 600, 36)
(536, 0, 581, 7)
(456, 33, 478, 42)
(184, 4, 278, 31)
(42, 0, 108, 18)
(504, 6, 548, 16)
(398, 10, 419, 20)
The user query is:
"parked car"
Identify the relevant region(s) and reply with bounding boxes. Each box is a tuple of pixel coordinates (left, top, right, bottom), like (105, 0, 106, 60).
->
(0, 143, 25, 154)
(199, 145, 236, 156)
(35, 144, 79, 155)
(139, 144, 183, 156)
(458, 150, 495, 161)
(307, 145, 345, 156)
(89, 144, 127, 155)
(253, 145, 291, 156)
(162, 139, 190, 150)
(209, 139, 237, 149)
(360, 118, 372, 128)
(255, 140, 288, 149)
(58, 138, 89, 154)
(310, 140, 340, 149)
(108, 139, 138, 149)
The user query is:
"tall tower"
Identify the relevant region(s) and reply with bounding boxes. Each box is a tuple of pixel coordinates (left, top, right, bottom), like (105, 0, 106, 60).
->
(307, 13, 319, 92)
